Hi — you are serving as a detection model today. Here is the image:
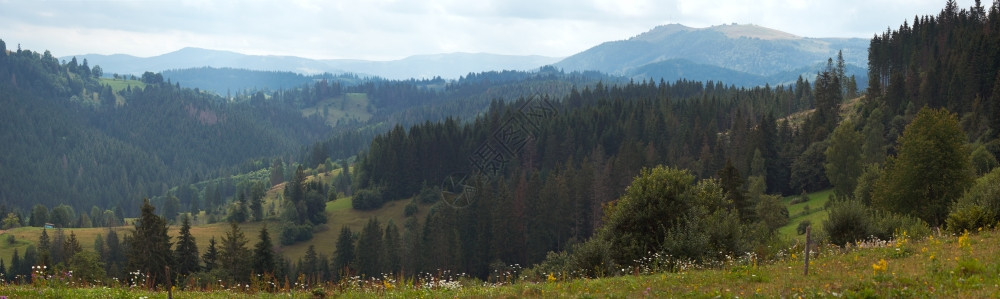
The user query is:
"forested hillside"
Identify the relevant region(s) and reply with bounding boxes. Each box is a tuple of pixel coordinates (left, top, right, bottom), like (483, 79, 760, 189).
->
(0, 44, 329, 215)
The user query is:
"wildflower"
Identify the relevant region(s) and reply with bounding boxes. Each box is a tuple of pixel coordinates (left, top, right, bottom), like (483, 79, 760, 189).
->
(958, 230, 970, 250)
(872, 259, 888, 275)
(546, 273, 556, 283)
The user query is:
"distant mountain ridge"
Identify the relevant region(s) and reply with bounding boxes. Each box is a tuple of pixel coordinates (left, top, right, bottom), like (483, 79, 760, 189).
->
(68, 23, 870, 89)
(553, 23, 869, 86)
(64, 48, 562, 80)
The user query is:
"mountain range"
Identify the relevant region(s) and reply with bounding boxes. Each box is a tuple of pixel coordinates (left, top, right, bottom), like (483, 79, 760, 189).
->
(66, 48, 561, 80)
(67, 23, 870, 91)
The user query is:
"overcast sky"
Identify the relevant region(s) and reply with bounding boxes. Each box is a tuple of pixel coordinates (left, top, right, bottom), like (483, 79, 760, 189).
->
(0, 0, 976, 61)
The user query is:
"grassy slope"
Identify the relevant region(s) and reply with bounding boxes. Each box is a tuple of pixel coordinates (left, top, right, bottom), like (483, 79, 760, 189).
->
(300, 92, 372, 127)
(0, 168, 431, 264)
(98, 78, 146, 93)
(778, 189, 833, 241)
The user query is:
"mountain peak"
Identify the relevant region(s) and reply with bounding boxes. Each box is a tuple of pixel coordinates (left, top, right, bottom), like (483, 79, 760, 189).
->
(630, 24, 694, 42)
(707, 23, 802, 40)
(631, 23, 802, 42)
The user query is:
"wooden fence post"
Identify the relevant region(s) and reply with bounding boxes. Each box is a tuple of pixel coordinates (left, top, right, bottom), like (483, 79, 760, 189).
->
(804, 226, 811, 276)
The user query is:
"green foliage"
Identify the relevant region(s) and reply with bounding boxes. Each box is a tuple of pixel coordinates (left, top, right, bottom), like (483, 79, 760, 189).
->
(824, 199, 930, 246)
(279, 222, 314, 246)
(173, 215, 200, 277)
(202, 237, 219, 272)
(68, 250, 105, 283)
(30, 204, 49, 227)
(219, 222, 251, 283)
(404, 201, 418, 217)
(252, 225, 276, 275)
(352, 188, 384, 210)
(825, 120, 864, 199)
(970, 144, 999, 176)
(332, 226, 355, 280)
(756, 194, 789, 232)
(417, 185, 441, 204)
(790, 141, 831, 193)
(356, 217, 384, 277)
(824, 200, 872, 246)
(127, 199, 173, 286)
(946, 168, 1000, 233)
(873, 107, 973, 226)
(853, 163, 883, 206)
(796, 220, 812, 235)
(601, 166, 696, 264)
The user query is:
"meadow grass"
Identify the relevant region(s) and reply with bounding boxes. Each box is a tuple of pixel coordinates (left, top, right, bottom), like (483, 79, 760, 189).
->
(98, 78, 146, 93)
(3, 226, 999, 297)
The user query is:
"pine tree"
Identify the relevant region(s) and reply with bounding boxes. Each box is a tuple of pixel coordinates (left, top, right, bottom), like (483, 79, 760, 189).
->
(63, 231, 82, 263)
(104, 229, 124, 279)
(174, 215, 199, 276)
(302, 245, 319, 283)
(355, 218, 383, 277)
(127, 198, 173, 286)
(219, 222, 251, 283)
(332, 226, 355, 279)
(38, 228, 50, 267)
(202, 237, 219, 272)
(252, 225, 276, 275)
(383, 219, 402, 275)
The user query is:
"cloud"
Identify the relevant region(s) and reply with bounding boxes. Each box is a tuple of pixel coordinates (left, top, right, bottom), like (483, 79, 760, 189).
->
(0, 0, 979, 60)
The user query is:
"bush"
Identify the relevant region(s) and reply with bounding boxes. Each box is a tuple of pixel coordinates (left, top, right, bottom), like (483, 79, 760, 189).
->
(825, 199, 930, 246)
(970, 144, 999, 176)
(351, 188, 384, 210)
(824, 200, 872, 246)
(870, 210, 930, 240)
(789, 191, 810, 205)
(417, 185, 442, 204)
(946, 167, 1000, 233)
(404, 201, 418, 217)
(797, 220, 812, 235)
(280, 223, 314, 245)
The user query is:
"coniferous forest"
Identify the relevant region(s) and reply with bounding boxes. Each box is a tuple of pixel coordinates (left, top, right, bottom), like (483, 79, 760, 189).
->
(1, 1, 1000, 296)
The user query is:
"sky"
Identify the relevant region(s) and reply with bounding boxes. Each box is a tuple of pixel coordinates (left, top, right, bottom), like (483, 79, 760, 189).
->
(0, 0, 978, 61)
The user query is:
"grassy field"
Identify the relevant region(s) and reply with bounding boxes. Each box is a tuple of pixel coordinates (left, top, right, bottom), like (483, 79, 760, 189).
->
(0, 168, 431, 264)
(98, 78, 146, 93)
(778, 189, 833, 241)
(2, 226, 998, 297)
(301, 92, 372, 127)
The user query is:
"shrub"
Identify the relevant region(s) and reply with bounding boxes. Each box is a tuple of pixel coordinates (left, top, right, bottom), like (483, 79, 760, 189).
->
(404, 201, 418, 217)
(970, 144, 999, 176)
(824, 200, 872, 246)
(825, 199, 930, 246)
(797, 220, 812, 235)
(280, 223, 314, 245)
(351, 188, 384, 210)
(417, 185, 442, 204)
(946, 167, 1000, 233)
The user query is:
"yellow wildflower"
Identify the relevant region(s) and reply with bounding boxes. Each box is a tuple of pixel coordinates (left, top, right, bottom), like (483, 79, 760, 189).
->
(872, 259, 888, 275)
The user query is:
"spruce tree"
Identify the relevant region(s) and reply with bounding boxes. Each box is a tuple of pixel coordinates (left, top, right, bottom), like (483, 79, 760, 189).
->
(38, 228, 50, 267)
(174, 215, 199, 276)
(252, 225, 276, 275)
(332, 226, 355, 279)
(127, 198, 173, 286)
(356, 217, 383, 277)
(219, 222, 250, 282)
(202, 237, 219, 272)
